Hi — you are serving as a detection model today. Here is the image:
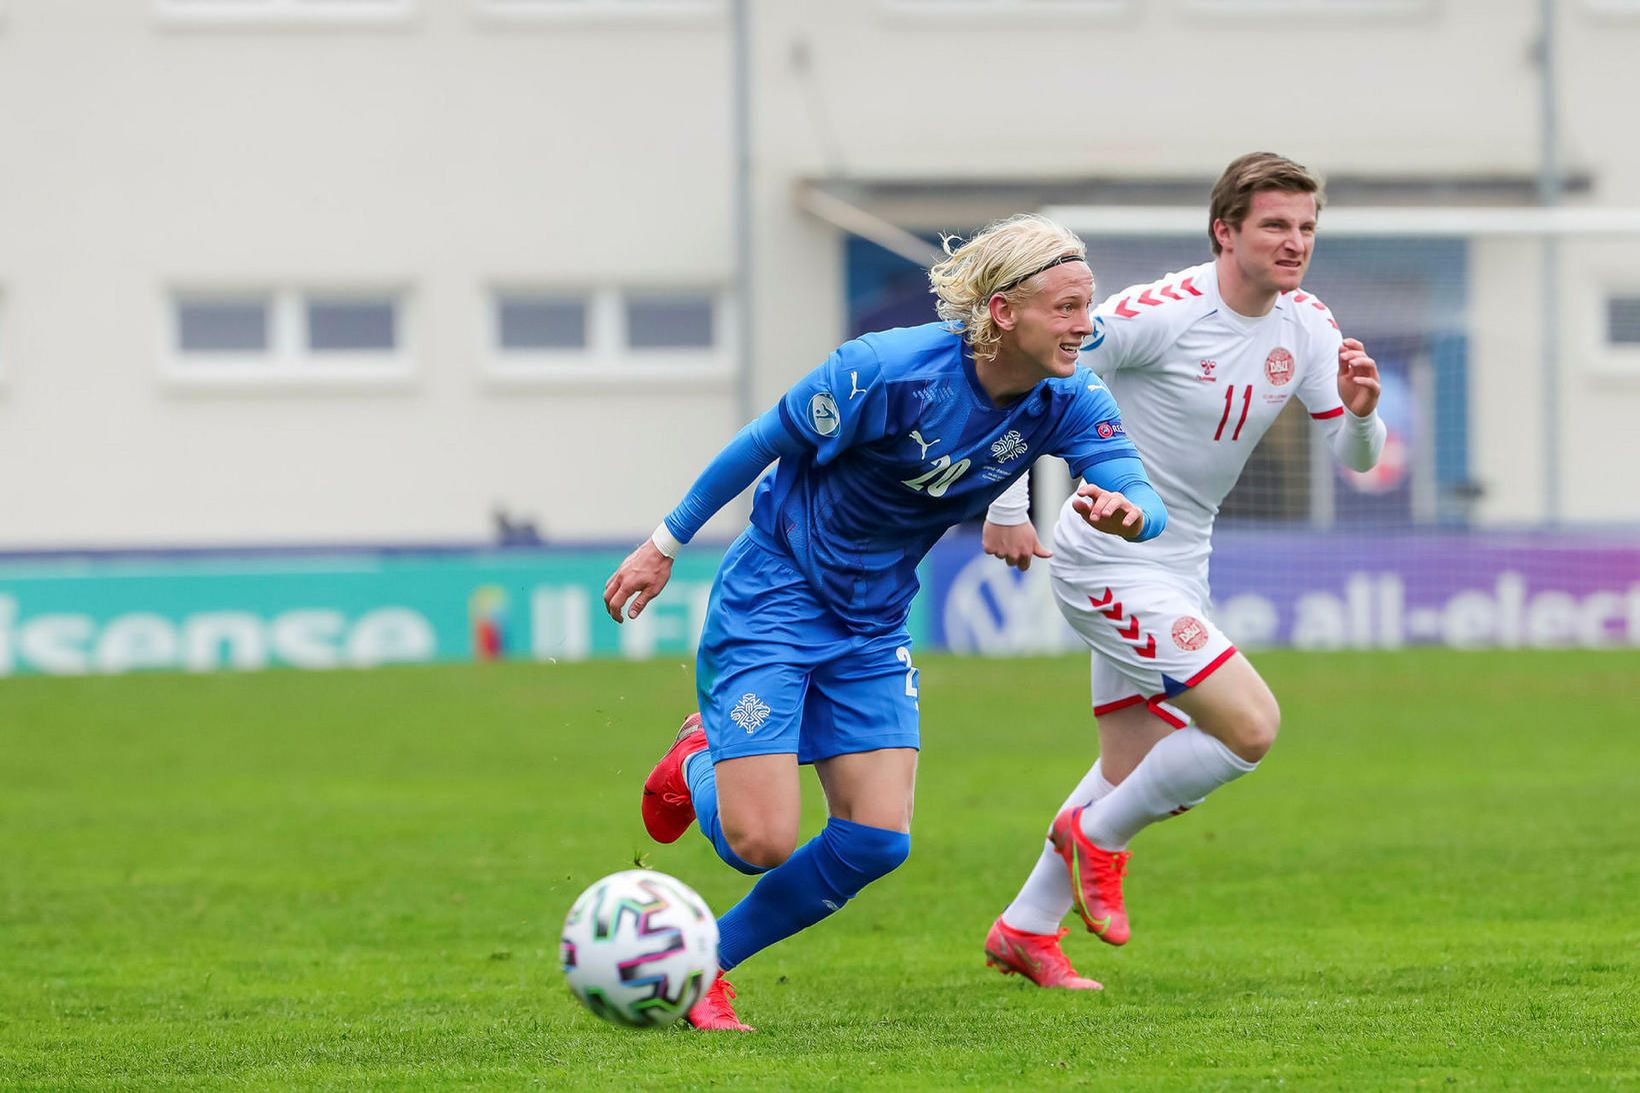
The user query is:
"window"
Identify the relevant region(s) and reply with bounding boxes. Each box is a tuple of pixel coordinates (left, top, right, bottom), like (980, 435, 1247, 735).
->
(487, 287, 729, 381)
(157, 0, 416, 27)
(1608, 296, 1640, 346)
(168, 288, 409, 387)
(497, 295, 589, 351)
(306, 298, 397, 352)
(624, 294, 714, 349)
(177, 298, 270, 353)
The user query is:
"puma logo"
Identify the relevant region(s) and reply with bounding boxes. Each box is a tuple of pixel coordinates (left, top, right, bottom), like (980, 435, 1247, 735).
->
(848, 370, 866, 400)
(910, 429, 940, 459)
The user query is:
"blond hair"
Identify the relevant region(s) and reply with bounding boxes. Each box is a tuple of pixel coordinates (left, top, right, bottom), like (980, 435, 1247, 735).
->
(1208, 152, 1325, 255)
(928, 213, 1088, 363)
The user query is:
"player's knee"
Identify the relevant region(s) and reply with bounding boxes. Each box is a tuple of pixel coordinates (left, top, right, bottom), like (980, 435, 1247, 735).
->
(724, 828, 796, 872)
(1225, 697, 1280, 762)
(823, 819, 911, 892)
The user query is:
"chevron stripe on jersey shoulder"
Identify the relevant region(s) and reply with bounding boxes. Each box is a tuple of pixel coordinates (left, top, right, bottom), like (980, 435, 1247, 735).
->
(1107, 270, 1208, 320)
(1281, 288, 1341, 332)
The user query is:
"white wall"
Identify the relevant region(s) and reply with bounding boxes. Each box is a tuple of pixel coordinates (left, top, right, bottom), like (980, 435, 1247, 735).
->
(0, 0, 1635, 548)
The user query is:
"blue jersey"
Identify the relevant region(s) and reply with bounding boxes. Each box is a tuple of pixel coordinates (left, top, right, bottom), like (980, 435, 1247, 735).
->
(745, 322, 1142, 632)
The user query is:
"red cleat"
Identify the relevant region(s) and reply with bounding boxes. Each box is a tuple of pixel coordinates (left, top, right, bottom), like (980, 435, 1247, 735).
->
(686, 973, 753, 1032)
(1048, 806, 1132, 946)
(984, 916, 1102, 990)
(641, 713, 710, 844)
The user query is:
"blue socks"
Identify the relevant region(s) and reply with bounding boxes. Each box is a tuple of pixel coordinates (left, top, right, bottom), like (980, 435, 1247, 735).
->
(715, 816, 911, 972)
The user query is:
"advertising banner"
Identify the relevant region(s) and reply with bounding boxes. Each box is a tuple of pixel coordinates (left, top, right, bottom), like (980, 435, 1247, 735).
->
(0, 549, 733, 676)
(926, 528, 1640, 654)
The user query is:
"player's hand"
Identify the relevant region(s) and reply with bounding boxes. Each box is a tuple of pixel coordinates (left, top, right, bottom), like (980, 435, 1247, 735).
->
(1337, 338, 1381, 417)
(1071, 484, 1145, 541)
(603, 540, 674, 623)
(982, 520, 1051, 571)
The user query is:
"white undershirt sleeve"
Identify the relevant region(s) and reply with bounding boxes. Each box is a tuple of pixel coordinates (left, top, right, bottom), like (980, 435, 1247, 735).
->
(1324, 408, 1387, 472)
(986, 473, 1032, 526)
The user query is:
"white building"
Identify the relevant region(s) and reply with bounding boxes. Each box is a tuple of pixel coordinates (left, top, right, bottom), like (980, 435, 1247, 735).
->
(0, 0, 1635, 550)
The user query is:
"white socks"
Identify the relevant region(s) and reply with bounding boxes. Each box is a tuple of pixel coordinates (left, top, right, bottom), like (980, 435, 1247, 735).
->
(1080, 726, 1256, 851)
(1002, 760, 1116, 935)
(1001, 728, 1257, 936)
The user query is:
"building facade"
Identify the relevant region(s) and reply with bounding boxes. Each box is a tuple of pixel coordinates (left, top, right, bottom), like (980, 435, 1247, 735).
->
(0, 0, 1635, 550)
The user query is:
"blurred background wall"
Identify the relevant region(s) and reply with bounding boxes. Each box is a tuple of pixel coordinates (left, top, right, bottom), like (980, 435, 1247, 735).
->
(1, 0, 1637, 551)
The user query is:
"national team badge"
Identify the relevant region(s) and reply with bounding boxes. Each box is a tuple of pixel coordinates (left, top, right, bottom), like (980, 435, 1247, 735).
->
(807, 392, 840, 436)
(730, 692, 772, 734)
(990, 429, 1028, 463)
(1171, 616, 1209, 652)
(1264, 348, 1294, 386)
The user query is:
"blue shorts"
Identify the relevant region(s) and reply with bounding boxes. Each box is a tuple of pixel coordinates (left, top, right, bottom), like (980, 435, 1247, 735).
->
(696, 530, 920, 764)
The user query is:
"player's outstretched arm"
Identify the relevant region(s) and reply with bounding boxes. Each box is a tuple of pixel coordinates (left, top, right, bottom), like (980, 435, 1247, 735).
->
(602, 406, 804, 624)
(1069, 456, 1167, 543)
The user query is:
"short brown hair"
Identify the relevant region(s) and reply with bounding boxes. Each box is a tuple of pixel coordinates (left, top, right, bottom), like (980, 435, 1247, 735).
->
(1208, 152, 1324, 255)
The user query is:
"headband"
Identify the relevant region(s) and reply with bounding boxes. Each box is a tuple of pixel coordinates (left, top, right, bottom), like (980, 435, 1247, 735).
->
(993, 252, 1085, 296)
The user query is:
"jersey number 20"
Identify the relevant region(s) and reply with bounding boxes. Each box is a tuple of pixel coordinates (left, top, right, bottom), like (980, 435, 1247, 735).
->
(902, 455, 972, 498)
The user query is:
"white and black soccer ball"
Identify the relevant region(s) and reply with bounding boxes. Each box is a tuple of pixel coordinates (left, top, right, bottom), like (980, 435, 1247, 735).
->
(560, 869, 718, 1028)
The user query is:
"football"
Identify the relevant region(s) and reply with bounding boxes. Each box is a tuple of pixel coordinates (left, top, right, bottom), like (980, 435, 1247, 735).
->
(560, 869, 718, 1028)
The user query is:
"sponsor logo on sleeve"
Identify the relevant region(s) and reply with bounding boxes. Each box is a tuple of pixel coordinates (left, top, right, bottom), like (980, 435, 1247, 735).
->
(808, 392, 840, 436)
(1095, 419, 1126, 439)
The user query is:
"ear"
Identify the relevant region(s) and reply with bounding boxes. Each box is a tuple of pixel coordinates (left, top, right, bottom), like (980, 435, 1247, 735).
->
(987, 292, 1015, 332)
(1211, 218, 1234, 251)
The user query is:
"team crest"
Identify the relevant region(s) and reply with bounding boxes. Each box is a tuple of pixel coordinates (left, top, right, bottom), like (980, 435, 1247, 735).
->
(1171, 616, 1209, 652)
(990, 430, 1028, 463)
(1086, 315, 1106, 350)
(729, 692, 772, 734)
(807, 392, 840, 436)
(1264, 348, 1294, 387)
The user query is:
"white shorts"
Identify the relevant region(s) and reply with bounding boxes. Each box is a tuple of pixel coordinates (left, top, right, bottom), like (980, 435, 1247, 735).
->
(1049, 563, 1237, 728)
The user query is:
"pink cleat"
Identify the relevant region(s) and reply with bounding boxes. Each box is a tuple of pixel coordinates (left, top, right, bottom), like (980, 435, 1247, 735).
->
(984, 916, 1102, 990)
(1048, 806, 1132, 946)
(686, 973, 753, 1032)
(641, 713, 710, 844)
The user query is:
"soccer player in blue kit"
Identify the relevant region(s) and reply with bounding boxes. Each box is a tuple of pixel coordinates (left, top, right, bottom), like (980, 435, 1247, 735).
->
(603, 214, 1168, 1031)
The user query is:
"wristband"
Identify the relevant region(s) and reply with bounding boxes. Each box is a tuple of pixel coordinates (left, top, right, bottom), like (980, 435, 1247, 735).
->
(650, 523, 683, 559)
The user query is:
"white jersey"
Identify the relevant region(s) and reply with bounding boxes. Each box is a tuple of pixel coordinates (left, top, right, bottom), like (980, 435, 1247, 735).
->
(1053, 261, 1349, 584)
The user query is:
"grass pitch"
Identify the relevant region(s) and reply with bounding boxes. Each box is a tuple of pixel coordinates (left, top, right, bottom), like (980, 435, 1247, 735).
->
(3, 651, 1637, 1089)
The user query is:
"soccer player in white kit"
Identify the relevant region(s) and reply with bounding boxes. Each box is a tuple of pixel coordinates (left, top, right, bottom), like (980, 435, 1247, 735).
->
(980, 153, 1387, 990)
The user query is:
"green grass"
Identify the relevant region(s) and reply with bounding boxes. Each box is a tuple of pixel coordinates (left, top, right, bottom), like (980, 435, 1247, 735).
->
(2, 651, 1638, 1089)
